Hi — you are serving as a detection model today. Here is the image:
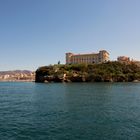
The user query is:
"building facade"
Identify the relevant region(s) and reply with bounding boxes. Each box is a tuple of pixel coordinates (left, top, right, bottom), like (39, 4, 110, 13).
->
(117, 56, 130, 63)
(66, 50, 109, 64)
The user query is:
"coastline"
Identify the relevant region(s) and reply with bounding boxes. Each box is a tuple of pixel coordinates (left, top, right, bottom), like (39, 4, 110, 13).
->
(35, 62, 140, 83)
(0, 80, 35, 82)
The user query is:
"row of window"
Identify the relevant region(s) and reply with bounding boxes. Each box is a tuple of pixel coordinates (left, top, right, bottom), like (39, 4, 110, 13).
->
(71, 57, 98, 61)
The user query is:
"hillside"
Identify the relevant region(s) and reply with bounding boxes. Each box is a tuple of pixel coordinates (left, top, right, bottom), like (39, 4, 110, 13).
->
(35, 62, 140, 83)
(0, 70, 35, 81)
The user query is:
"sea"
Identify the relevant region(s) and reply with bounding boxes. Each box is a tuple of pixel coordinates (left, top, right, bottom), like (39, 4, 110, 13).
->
(0, 82, 140, 140)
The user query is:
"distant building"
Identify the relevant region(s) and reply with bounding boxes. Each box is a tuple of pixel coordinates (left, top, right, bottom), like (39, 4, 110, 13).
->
(66, 50, 109, 64)
(3, 75, 10, 79)
(117, 56, 130, 63)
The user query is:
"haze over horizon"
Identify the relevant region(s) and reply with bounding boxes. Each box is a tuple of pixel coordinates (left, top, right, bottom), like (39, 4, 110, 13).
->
(0, 0, 140, 71)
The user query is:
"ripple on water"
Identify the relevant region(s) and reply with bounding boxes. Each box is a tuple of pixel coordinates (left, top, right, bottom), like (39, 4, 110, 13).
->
(0, 82, 140, 140)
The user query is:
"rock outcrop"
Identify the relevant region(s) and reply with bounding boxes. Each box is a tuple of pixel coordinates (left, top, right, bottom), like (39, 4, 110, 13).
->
(35, 62, 140, 83)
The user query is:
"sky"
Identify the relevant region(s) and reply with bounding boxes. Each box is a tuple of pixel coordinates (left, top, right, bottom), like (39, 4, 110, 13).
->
(0, 0, 140, 71)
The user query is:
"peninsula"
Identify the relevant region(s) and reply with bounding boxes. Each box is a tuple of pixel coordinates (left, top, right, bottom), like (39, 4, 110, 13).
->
(35, 50, 140, 83)
(35, 61, 140, 83)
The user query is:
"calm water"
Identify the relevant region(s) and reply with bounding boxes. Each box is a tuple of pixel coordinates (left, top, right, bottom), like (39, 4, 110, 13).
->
(0, 82, 140, 140)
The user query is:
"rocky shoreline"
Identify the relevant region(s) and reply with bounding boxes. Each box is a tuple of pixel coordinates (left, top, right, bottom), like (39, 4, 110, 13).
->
(35, 62, 140, 83)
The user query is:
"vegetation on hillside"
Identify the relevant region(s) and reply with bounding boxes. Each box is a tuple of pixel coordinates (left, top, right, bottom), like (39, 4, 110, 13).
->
(35, 62, 140, 82)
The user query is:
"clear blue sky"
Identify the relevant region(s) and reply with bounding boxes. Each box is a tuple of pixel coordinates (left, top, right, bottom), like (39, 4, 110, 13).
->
(0, 0, 140, 71)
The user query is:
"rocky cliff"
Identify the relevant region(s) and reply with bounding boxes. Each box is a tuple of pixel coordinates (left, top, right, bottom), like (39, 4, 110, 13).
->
(35, 62, 140, 83)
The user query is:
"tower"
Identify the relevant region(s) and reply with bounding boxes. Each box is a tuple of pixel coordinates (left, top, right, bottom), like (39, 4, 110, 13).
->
(66, 53, 73, 64)
(98, 50, 109, 63)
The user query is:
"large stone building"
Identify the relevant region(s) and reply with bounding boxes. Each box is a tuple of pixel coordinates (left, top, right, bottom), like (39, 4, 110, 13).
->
(66, 50, 109, 64)
(117, 56, 130, 63)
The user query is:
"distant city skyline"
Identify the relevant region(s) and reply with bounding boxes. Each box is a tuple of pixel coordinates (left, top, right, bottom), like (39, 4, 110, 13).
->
(0, 0, 140, 70)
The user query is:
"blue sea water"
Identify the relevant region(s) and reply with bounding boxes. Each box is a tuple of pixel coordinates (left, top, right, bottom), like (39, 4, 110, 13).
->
(0, 82, 140, 140)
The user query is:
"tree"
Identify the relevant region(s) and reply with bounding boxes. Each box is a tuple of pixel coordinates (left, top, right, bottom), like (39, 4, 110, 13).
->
(58, 61, 60, 65)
